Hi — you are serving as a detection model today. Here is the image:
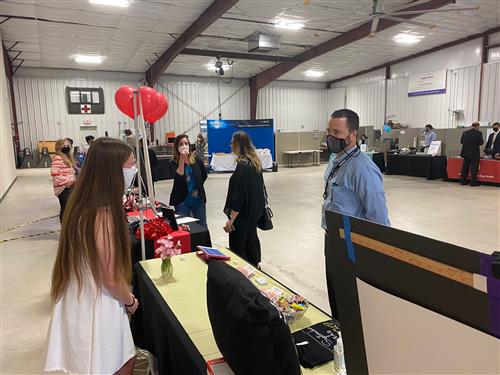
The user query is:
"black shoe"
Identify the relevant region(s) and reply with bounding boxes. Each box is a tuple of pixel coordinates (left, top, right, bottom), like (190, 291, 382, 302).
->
(460, 180, 468, 185)
(470, 181, 480, 186)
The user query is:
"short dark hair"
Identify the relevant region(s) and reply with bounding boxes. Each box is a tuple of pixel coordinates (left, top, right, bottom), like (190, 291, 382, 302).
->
(425, 124, 433, 130)
(331, 109, 359, 132)
(124, 129, 132, 136)
(85, 135, 95, 143)
(472, 121, 480, 128)
(64, 137, 73, 145)
(492, 122, 499, 127)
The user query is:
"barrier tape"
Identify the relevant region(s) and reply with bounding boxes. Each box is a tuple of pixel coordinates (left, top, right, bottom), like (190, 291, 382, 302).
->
(0, 215, 58, 234)
(0, 229, 60, 244)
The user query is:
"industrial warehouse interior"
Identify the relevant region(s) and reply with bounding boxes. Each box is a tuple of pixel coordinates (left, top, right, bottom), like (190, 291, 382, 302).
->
(1, 1, 499, 374)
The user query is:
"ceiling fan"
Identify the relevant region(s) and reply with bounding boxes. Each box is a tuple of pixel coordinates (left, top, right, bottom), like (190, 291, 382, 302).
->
(365, 0, 480, 37)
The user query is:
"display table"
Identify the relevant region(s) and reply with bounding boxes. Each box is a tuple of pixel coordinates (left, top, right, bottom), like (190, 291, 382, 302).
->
(156, 155, 173, 181)
(365, 151, 385, 173)
(131, 220, 211, 264)
(386, 154, 447, 180)
(130, 248, 336, 375)
(447, 157, 500, 185)
(283, 150, 321, 167)
(210, 154, 273, 172)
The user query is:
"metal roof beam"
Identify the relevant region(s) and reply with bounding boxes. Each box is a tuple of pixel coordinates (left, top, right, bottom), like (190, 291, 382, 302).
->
(181, 48, 298, 62)
(145, 0, 238, 86)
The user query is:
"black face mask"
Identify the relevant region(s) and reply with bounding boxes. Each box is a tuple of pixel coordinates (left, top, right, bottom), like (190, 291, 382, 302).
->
(326, 134, 351, 154)
(61, 146, 71, 154)
(494, 127, 499, 133)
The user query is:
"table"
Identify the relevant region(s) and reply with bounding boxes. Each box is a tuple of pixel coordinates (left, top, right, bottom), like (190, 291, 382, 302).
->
(365, 151, 386, 173)
(386, 154, 447, 180)
(446, 157, 500, 185)
(283, 150, 321, 167)
(131, 221, 211, 264)
(130, 249, 336, 375)
(156, 155, 173, 181)
(210, 154, 273, 172)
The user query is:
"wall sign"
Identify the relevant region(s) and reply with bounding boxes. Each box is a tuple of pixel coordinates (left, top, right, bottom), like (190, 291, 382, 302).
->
(408, 70, 447, 97)
(66, 87, 105, 114)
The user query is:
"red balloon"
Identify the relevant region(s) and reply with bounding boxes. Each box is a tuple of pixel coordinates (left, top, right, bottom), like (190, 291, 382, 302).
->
(139, 86, 160, 120)
(145, 92, 168, 123)
(114, 85, 135, 119)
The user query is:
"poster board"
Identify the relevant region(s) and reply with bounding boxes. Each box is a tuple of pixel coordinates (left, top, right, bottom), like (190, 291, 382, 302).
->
(207, 119, 274, 160)
(408, 70, 447, 96)
(426, 140, 441, 156)
(325, 211, 500, 375)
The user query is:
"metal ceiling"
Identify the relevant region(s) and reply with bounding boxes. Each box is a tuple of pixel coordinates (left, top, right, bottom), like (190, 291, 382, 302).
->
(0, 0, 499, 82)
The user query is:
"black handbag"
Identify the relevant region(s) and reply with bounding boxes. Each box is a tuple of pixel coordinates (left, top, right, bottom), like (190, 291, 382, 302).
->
(257, 182, 273, 231)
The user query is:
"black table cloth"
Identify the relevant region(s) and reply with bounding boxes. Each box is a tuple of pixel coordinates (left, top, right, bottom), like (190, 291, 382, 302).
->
(370, 152, 386, 173)
(156, 156, 173, 181)
(130, 263, 206, 375)
(386, 154, 447, 180)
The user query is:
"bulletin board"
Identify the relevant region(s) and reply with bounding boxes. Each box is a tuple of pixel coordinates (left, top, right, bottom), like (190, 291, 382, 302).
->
(207, 119, 274, 160)
(325, 211, 500, 375)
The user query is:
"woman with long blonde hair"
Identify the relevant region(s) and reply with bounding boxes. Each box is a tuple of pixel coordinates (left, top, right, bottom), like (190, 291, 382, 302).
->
(45, 138, 138, 375)
(223, 131, 266, 267)
(51, 139, 76, 222)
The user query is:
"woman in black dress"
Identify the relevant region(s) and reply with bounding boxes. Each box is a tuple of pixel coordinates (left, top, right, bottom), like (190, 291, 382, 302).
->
(224, 131, 266, 267)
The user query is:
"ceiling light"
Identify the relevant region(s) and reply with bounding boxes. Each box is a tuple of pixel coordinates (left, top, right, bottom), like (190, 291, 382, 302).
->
(206, 62, 230, 71)
(392, 33, 424, 45)
(89, 0, 129, 7)
(304, 70, 324, 78)
(73, 54, 104, 64)
(274, 19, 305, 30)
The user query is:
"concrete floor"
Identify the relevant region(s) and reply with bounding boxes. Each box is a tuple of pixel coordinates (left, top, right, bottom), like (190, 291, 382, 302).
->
(1, 167, 499, 374)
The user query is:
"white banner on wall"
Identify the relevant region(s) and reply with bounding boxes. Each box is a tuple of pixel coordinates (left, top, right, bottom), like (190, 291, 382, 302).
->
(408, 70, 447, 97)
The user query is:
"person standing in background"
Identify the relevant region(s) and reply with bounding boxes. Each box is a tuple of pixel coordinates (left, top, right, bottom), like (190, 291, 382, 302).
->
(195, 133, 207, 161)
(135, 138, 158, 196)
(485, 122, 500, 159)
(460, 121, 484, 186)
(169, 135, 208, 228)
(45, 138, 138, 374)
(124, 129, 137, 149)
(82, 135, 95, 154)
(51, 139, 76, 223)
(424, 124, 437, 148)
(223, 131, 266, 268)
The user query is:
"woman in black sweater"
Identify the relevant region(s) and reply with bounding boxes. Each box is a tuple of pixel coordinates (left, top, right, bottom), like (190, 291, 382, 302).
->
(169, 135, 208, 228)
(224, 131, 265, 267)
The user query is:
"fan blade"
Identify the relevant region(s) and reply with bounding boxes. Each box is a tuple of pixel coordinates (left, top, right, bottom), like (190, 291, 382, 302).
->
(381, 0, 431, 14)
(384, 14, 437, 29)
(369, 17, 380, 37)
(390, 6, 480, 16)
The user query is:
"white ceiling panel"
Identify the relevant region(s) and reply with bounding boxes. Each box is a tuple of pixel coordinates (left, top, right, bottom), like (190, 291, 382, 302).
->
(1, 0, 499, 80)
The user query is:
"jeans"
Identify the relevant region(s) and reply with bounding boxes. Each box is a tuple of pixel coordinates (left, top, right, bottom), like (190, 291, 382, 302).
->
(57, 187, 72, 223)
(175, 201, 207, 229)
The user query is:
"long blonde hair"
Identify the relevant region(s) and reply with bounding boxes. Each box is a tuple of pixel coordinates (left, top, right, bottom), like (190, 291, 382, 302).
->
(232, 131, 262, 172)
(55, 139, 74, 167)
(50, 138, 133, 302)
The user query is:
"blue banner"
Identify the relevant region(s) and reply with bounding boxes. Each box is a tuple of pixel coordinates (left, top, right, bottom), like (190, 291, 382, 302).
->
(207, 119, 274, 160)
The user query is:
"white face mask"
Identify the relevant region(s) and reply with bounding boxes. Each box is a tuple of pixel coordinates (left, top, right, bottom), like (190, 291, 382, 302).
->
(123, 166, 138, 191)
(179, 145, 189, 153)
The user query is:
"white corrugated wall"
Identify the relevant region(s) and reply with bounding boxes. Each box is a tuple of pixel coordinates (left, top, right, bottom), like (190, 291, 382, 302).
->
(326, 87, 346, 114)
(257, 85, 328, 131)
(344, 81, 386, 129)
(448, 65, 481, 125)
(480, 62, 500, 122)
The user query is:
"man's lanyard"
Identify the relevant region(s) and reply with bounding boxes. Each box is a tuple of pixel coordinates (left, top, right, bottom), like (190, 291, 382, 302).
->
(323, 148, 361, 199)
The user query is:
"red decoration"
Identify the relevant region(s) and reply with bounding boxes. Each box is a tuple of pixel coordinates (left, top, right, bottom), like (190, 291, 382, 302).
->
(136, 218, 173, 241)
(144, 92, 168, 123)
(114, 85, 135, 119)
(138, 86, 160, 121)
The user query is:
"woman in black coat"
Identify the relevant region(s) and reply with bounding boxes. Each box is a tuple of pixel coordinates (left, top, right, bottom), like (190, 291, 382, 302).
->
(224, 131, 266, 267)
(169, 135, 208, 228)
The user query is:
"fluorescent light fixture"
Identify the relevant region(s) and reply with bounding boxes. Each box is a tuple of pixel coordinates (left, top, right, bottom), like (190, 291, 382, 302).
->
(206, 63, 230, 71)
(89, 0, 129, 7)
(304, 70, 324, 78)
(392, 33, 424, 45)
(73, 54, 104, 64)
(275, 19, 305, 30)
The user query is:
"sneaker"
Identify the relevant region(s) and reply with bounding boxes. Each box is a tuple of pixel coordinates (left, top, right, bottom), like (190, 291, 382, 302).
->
(470, 181, 480, 186)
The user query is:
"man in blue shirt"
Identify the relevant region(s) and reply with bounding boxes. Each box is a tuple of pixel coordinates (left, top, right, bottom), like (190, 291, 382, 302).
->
(322, 109, 390, 230)
(323, 109, 390, 320)
(424, 124, 437, 148)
